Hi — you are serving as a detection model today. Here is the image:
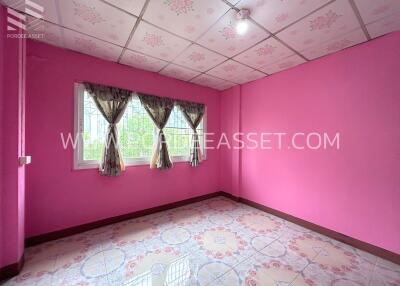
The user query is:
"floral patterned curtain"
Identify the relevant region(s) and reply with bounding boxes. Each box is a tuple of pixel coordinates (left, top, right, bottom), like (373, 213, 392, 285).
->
(84, 82, 132, 176)
(177, 100, 205, 167)
(137, 93, 174, 170)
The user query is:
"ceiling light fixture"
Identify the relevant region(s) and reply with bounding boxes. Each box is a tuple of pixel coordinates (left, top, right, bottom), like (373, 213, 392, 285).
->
(236, 9, 250, 35)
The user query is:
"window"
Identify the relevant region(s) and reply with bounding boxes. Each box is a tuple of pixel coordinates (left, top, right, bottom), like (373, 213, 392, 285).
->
(74, 83, 206, 169)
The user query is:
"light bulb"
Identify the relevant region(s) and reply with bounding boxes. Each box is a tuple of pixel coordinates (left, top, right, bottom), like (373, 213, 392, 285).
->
(236, 20, 248, 35)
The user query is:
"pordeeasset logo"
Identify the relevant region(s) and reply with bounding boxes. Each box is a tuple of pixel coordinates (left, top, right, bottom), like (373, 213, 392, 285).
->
(60, 132, 341, 151)
(6, 0, 44, 39)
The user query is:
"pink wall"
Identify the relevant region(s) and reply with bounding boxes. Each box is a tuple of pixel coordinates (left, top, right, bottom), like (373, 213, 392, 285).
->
(0, 5, 4, 268)
(223, 32, 400, 254)
(0, 5, 26, 267)
(25, 40, 221, 238)
(219, 86, 241, 197)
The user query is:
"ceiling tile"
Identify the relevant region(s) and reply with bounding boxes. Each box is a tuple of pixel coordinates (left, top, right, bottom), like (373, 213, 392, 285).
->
(233, 37, 294, 69)
(197, 9, 269, 57)
(237, 0, 330, 33)
(190, 74, 236, 90)
(127, 21, 191, 62)
(232, 69, 266, 84)
(259, 54, 306, 75)
(62, 28, 123, 62)
(173, 44, 227, 72)
(366, 12, 400, 39)
(215, 81, 237, 91)
(143, 0, 230, 41)
(120, 49, 168, 72)
(102, 0, 147, 16)
(353, 0, 400, 25)
(58, 0, 136, 46)
(302, 28, 367, 60)
(207, 59, 257, 83)
(2, 0, 59, 23)
(159, 64, 200, 81)
(27, 17, 64, 48)
(277, 0, 361, 52)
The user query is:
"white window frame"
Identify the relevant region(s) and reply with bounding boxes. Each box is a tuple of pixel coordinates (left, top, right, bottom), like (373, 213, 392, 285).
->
(73, 83, 207, 170)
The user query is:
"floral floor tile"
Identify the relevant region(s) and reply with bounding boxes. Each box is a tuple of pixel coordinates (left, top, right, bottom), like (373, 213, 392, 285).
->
(370, 258, 400, 286)
(3, 197, 399, 286)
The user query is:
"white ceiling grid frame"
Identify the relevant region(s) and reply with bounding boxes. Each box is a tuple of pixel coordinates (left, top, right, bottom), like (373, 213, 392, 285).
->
(127, 20, 191, 62)
(190, 74, 236, 90)
(120, 49, 169, 72)
(231, 69, 266, 85)
(102, 0, 147, 16)
(366, 13, 400, 39)
(233, 37, 295, 69)
(2, 0, 399, 90)
(353, 0, 400, 39)
(207, 59, 261, 83)
(172, 44, 228, 73)
(159, 64, 201, 82)
(196, 9, 270, 58)
(62, 27, 124, 62)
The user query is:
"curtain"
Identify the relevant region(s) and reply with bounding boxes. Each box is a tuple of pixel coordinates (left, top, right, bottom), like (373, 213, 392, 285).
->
(137, 93, 174, 170)
(177, 100, 205, 167)
(84, 82, 132, 176)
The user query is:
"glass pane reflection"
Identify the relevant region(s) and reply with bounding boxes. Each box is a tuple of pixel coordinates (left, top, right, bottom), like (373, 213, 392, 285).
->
(123, 254, 192, 286)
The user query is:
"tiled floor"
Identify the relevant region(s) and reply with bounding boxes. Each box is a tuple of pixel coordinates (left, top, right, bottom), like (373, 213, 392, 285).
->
(3, 197, 400, 286)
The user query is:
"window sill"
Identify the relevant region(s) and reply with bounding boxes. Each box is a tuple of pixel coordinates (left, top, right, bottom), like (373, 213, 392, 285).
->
(74, 156, 206, 170)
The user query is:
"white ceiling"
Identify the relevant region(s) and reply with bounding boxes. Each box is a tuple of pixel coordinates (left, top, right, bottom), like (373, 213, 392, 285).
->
(3, 0, 400, 91)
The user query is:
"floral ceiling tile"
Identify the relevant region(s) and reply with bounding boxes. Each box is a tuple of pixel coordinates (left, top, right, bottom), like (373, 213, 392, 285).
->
(215, 80, 237, 91)
(120, 49, 169, 72)
(366, 12, 400, 39)
(354, 0, 400, 25)
(233, 37, 294, 69)
(102, 0, 147, 16)
(58, 0, 136, 46)
(276, 0, 361, 52)
(237, 0, 330, 33)
(143, 0, 230, 41)
(27, 17, 64, 48)
(2, 0, 59, 24)
(190, 74, 236, 90)
(127, 21, 191, 62)
(259, 54, 306, 75)
(173, 44, 227, 72)
(207, 60, 257, 83)
(197, 9, 269, 58)
(159, 64, 200, 82)
(62, 28, 123, 62)
(231, 69, 266, 85)
(302, 28, 367, 60)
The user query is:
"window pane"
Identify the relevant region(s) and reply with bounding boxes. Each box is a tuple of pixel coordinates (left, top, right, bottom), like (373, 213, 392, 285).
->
(164, 107, 204, 157)
(83, 92, 106, 161)
(119, 97, 154, 159)
(82, 91, 205, 163)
